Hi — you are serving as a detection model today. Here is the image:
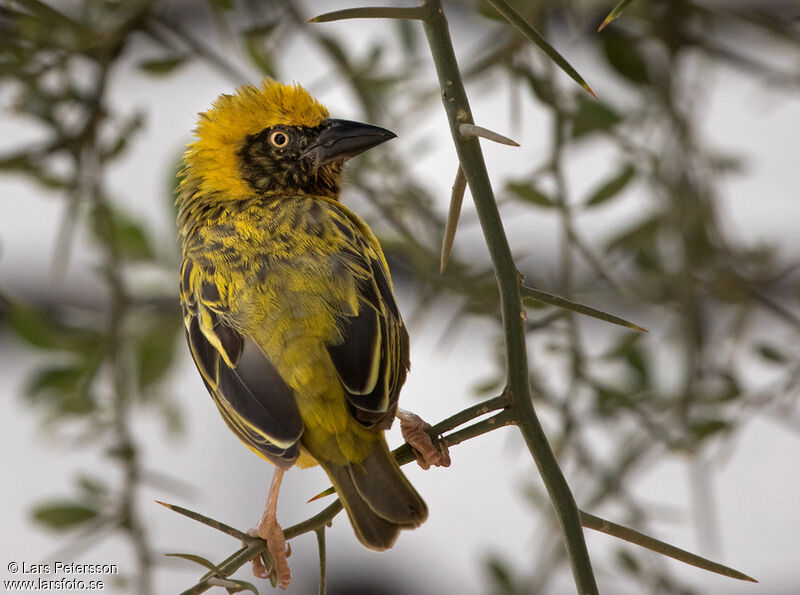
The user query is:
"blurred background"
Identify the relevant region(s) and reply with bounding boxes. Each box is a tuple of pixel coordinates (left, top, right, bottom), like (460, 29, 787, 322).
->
(1, 0, 800, 593)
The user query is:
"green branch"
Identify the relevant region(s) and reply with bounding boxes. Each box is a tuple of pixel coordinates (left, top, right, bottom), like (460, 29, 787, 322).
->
(416, 1, 599, 592)
(168, 395, 753, 591)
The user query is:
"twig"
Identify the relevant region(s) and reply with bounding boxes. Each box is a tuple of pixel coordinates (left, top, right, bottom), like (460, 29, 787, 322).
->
(315, 528, 327, 595)
(417, 1, 599, 592)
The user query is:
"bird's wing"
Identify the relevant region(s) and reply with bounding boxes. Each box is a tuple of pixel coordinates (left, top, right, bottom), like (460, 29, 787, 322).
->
(180, 257, 303, 467)
(325, 216, 410, 429)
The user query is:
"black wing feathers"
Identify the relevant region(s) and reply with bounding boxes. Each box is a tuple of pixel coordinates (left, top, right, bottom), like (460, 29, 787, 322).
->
(327, 249, 409, 429)
(218, 338, 303, 447)
(327, 277, 381, 396)
(181, 255, 303, 467)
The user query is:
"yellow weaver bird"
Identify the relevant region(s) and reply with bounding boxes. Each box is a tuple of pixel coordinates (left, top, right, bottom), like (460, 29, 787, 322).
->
(177, 80, 446, 587)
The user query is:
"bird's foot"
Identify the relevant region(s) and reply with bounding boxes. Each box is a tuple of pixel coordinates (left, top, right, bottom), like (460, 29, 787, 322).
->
(248, 520, 291, 589)
(398, 409, 451, 470)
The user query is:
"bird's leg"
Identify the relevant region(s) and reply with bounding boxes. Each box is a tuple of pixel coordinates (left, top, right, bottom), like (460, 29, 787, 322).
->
(397, 409, 451, 470)
(248, 467, 291, 589)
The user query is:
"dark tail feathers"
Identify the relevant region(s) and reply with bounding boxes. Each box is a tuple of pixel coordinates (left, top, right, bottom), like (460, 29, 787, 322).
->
(323, 442, 427, 550)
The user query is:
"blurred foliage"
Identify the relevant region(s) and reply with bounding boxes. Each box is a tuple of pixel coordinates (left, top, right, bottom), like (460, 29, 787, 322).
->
(1, 0, 800, 593)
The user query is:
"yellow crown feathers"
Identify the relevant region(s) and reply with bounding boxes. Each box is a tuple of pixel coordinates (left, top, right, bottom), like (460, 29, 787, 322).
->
(183, 80, 330, 198)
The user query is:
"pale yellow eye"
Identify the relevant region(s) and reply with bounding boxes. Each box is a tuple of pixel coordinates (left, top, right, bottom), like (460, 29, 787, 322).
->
(269, 130, 290, 148)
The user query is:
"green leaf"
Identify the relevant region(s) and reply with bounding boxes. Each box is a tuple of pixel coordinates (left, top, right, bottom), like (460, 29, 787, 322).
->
(485, 555, 518, 593)
(91, 205, 153, 261)
(571, 94, 621, 138)
(506, 181, 554, 207)
(606, 215, 660, 254)
(757, 343, 787, 364)
(7, 305, 100, 352)
(165, 553, 221, 572)
(136, 319, 180, 391)
(396, 18, 417, 55)
(26, 364, 95, 414)
(115, 218, 153, 261)
(8, 307, 67, 349)
(32, 502, 98, 530)
(139, 56, 187, 75)
(77, 475, 108, 500)
(473, 375, 504, 396)
(600, 28, 649, 85)
(689, 419, 730, 441)
(585, 164, 635, 207)
(607, 333, 649, 387)
(103, 112, 145, 160)
(616, 548, 641, 576)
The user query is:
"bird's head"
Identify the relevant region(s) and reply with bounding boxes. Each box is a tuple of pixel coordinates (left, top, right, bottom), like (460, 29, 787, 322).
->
(182, 80, 395, 200)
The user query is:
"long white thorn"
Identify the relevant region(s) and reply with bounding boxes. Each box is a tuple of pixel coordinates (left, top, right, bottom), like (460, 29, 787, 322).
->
(458, 123, 520, 146)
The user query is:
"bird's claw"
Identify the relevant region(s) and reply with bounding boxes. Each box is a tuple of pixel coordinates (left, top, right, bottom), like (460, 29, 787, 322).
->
(248, 522, 291, 589)
(398, 409, 451, 469)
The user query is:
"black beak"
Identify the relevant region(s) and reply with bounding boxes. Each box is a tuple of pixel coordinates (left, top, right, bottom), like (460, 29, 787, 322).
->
(303, 118, 396, 168)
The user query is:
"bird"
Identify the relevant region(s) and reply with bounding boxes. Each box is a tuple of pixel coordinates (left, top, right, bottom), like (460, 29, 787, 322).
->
(176, 79, 446, 588)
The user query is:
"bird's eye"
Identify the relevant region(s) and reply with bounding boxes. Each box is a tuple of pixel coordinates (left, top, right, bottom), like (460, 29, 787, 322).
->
(269, 130, 290, 148)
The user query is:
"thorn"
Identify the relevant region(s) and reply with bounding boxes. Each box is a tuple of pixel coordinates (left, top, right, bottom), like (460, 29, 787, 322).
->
(458, 123, 520, 146)
(307, 487, 336, 503)
(597, 19, 611, 32)
(440, 165, 467, 274)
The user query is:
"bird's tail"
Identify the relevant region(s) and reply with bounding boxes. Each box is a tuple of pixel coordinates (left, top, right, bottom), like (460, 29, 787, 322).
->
(322, 440, 428, 551)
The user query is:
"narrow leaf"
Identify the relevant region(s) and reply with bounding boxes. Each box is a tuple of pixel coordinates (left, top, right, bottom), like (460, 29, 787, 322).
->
(441, 166, 467, 273)
(310, 7, 428, 23)
(598, 0, 636, 31)
(521, 285, 647, 332)
(757, 343, 787, 364)
(484, 0, 595, 97)
(601, 28, 649, 85)
(166, 553, 222, 573)
(32, 502, 98, 530)
(580, 510, 757, 582)
(139, 56, 186, 75)
(507, 182, 554, 207)
(572, 94, 621, 138)
(585, 164, 635, 207)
